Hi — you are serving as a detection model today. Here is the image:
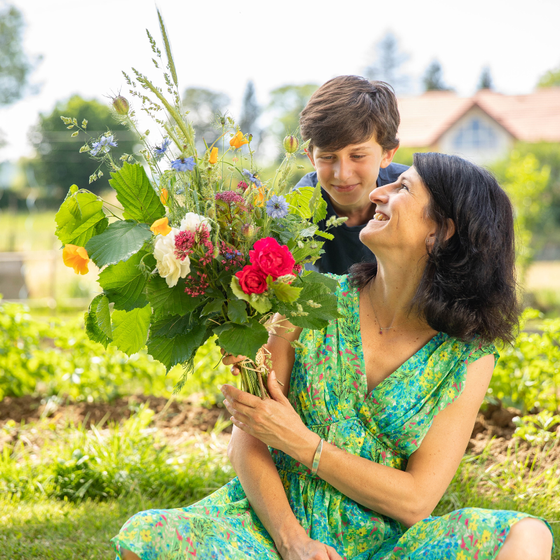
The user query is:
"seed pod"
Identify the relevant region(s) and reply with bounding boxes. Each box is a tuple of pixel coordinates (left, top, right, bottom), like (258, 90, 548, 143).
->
(283, 135, 299, 154)
(112, 95, 130, 115)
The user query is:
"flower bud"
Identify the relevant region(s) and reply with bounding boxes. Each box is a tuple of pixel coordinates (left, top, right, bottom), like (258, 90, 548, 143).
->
(112, 95, 130, 115)
(283, 135, 299, 154)
(241, 223, 256, 238)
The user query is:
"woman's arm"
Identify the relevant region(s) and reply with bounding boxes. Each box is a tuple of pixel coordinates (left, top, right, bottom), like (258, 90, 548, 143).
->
(227, 352, 495, 528)
(223, 316, 341, 559)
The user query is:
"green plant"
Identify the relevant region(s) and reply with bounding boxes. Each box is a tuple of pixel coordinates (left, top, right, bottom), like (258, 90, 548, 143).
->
(513, 411, 560, 445)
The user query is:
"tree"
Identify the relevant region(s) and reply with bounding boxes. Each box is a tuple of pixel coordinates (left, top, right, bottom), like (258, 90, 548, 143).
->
(363, 31, 410, 93)
(239, 80, 261, 147)
(477, 66, 493, 90)
(28, 95, 136, 202)
(181, 87, 230, 150)
(422, 60, 451, 92)
(0, 3, 40, 106)
(537, 65, 560, 88)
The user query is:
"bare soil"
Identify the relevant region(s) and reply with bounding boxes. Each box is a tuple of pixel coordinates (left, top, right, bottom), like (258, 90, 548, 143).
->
(1, 395, 559, 470)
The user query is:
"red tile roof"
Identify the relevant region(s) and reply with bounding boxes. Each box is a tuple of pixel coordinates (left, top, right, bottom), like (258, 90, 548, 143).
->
(397, 87, 560, 147)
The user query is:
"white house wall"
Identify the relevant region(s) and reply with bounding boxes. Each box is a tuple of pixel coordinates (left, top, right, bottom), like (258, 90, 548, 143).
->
(438, 107, 514, 165)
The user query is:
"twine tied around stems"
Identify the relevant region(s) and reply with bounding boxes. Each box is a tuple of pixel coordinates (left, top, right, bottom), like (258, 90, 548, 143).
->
(237, 347, 278, 399)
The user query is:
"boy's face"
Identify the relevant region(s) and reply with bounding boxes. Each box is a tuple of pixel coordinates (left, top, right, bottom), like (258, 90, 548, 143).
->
(307, 135, 397, 217)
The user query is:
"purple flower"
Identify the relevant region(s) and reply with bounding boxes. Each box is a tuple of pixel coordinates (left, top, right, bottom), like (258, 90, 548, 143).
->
(265, 195, 289, 219)
(154, 138, 171, 160)
(171, 157, 196, 172)
(90, 135, 117, 156)
(242, 169, 261, 187)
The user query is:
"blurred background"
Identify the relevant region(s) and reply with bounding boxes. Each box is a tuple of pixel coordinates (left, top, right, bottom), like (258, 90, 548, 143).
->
(1, 0, 559, 312)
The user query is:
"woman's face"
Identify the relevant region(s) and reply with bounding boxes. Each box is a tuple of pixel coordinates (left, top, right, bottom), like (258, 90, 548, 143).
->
(359, 166, 438, 258)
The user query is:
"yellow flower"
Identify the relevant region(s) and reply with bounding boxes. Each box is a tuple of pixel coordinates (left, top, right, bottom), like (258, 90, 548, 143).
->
(481, 529, 491, 543)
(150, 217, 172, 236)
(160, 188, 169, 205)
(209, 147, 218, 164)
(140, 530, 152, 542)
(254, 186, 265, 207)
(229, 130, 248, 150)
(62, 244, 90, 275)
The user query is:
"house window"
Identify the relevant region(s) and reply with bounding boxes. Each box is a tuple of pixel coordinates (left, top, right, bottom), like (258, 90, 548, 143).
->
(453, 118, 497, 150)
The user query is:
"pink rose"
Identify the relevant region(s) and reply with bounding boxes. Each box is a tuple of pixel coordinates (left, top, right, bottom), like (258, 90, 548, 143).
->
(249, 237, 295, 279)
(235, 264, 269, 295)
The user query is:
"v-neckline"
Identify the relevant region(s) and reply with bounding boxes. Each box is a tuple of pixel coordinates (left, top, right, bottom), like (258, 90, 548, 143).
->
(353, 284, 443, 396)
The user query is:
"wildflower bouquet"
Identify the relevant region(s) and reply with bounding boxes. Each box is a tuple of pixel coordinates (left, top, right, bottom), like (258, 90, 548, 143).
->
(55, 11, 342, 397)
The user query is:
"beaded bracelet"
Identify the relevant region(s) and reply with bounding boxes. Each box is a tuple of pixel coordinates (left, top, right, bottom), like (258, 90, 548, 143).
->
(311, 438, 324, 475)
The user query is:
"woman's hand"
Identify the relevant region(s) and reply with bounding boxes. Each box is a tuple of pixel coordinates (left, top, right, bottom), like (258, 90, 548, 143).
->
(221, 370, 313, 456)
(279, 535, 343, 560)
(221, 351, 246, 376)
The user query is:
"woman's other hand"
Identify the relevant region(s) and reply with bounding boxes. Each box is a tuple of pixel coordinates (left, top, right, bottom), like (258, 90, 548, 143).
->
(279, 535, 343, 560)
(221, 370, 313, 456)
(221, 351, 246, 376)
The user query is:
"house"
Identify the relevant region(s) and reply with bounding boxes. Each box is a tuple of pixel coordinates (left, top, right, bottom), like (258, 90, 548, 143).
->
(397, 87, 560, 164)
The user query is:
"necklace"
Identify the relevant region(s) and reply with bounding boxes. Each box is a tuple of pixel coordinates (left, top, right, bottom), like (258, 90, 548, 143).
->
(367, 280, 397, 335)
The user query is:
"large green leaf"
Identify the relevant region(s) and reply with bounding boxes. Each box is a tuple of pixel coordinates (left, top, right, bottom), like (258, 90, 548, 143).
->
(148, 325, 210, 370)
(214, 319, 269, 361)
(55, 189, 108, 247)
(147, 275, 204, 317)
(84, 294, 112, 348)
(150, 313, 197, 338)
(287, 186, 314, 219)
(109, 162, 165, 224)
(85, 220, 152, 267)
(111, 304, 151, 356)
(98, 251, 149, 311)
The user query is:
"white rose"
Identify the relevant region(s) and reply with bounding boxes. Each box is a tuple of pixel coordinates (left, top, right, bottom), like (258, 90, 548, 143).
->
(180, 212, 212, 232)
(154, 228, 191, 287)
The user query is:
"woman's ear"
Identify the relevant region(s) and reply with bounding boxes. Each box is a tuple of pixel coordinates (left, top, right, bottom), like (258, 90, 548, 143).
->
(445, 218, 456, 241)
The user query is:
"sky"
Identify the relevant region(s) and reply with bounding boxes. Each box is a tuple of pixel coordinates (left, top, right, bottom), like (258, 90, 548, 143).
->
(1, 0, 559, 164)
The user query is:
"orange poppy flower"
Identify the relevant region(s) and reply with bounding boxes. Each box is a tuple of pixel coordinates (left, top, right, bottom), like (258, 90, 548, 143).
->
(229, 131, 249, 150)
(254, 187, 265, 207)
(160, 188, 169, 205)
(62, 244, 90, 275)
(209, 147, 218, 164)
(150, 217, 172, 236)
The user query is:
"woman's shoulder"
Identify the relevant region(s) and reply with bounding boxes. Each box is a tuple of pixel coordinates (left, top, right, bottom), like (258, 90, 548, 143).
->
(439, 332, 499, 365)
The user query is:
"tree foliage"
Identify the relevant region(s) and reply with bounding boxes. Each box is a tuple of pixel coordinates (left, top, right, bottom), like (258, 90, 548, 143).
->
(537, 64, 560, 88)
(181, 87, 230, 150)
(477, 66, 493, 90)
(239, 80, 261, 147)
(363, 31, 410, 93)
(28, 95, 136, 200)
(422, 60, 452, 92)
(0, 3, 40, 106)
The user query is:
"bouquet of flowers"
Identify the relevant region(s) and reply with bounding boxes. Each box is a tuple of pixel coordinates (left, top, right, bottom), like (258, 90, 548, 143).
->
(55, 11, 342, 397)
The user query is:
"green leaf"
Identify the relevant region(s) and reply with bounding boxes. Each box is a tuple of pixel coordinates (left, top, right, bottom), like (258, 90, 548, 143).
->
(202, 299, 225, 316)
(55, 190, 108, 247)
(84, 294, 112, 348)
(98, 251, 149, 311)
(147, 275, 204, 317)
(85, 220, 152, 267)
(270, 281, 302, 303)
(148, 323, 209, 370)
(227, 299, 248, 324)
(109, 162, 165, 224)
(150, 314, 196, 338)
(111, 304, 151, 355)
(230, 277, 250, 304)
(303, 271, 340, 293)
(311, 187, 328, 224)
(230, 276, 272, 313)
(286, 186, 314, 219)
(214, 319, 269, 361)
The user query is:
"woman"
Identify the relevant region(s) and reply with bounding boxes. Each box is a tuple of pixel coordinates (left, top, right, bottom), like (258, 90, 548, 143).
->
(113, 153, 554, 559)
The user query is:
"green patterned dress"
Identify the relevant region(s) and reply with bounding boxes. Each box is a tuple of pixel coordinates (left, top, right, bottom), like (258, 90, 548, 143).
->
(112, 275, 550, 559)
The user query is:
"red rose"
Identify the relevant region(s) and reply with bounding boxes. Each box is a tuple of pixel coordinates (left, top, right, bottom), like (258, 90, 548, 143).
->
(249, 237, 295, 279)
(235, 264, 269, 295)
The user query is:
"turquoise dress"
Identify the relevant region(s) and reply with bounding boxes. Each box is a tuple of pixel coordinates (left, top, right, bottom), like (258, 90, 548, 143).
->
(112, 275, 549, 559)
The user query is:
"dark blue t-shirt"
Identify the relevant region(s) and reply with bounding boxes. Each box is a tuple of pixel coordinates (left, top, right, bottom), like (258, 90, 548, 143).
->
(295, 162, 408, 275)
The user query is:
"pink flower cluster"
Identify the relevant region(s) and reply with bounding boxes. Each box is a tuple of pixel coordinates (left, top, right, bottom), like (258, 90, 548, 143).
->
(175, 225, 213, 266)
(185, 271, 209, 297)
(235, 237, 296, 295)
(215, 190, 245, 205)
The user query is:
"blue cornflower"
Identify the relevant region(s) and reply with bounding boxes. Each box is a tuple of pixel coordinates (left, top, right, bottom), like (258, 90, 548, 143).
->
(90, 134, 117, 156)
(242, 168, 261, 187)
(154, 138, 171, 160)
(171, 157, 196, 172)
(265, 195, 289, 219)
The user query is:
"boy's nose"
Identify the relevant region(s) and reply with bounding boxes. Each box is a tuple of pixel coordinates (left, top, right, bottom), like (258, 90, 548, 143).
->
(333, 158, 351, 181)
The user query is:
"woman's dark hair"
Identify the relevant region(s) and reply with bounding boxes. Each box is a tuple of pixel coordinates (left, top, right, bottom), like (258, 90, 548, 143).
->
(350, 152, 519, 345)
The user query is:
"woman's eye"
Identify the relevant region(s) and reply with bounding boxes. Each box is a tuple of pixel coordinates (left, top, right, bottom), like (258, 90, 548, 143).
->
(399, 184, 409, 191)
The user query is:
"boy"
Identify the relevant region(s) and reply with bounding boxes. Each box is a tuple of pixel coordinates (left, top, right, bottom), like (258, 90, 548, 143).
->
(296, 75, 407, 274)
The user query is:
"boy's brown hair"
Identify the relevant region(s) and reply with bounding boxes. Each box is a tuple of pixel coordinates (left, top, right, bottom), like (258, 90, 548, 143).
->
(299, 75, 400, 154)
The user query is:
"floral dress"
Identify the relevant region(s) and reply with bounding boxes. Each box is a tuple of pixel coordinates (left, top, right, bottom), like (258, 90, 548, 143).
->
(112, 275, 550, 559)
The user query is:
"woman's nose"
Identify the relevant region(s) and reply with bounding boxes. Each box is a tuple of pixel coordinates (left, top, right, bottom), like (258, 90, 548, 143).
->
(370, 183, 391, 203)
